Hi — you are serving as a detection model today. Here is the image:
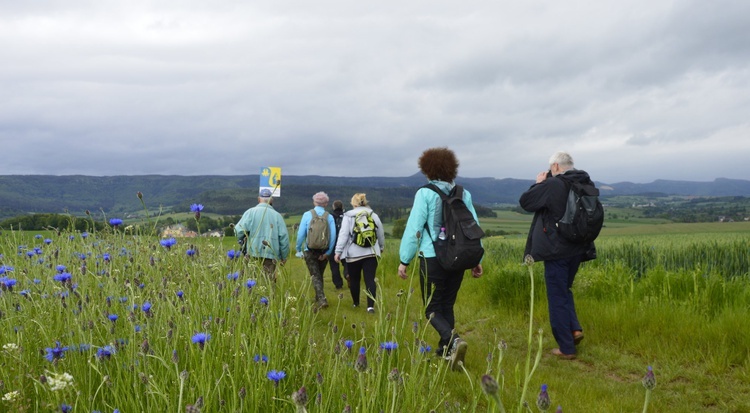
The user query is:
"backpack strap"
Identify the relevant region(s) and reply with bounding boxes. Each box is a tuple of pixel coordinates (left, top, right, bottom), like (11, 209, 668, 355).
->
(420, 183, 463, 239)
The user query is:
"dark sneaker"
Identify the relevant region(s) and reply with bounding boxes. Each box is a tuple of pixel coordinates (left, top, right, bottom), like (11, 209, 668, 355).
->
(449, 338, 468, 371)
(434, 346, 450, 358)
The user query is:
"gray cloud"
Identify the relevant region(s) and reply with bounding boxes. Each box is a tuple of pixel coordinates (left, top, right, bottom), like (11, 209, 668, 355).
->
(1, 0, 748, 184)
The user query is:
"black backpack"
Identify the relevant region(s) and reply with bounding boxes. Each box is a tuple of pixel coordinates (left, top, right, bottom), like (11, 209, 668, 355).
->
(556, 178, 604, 244)
(423, 184, 485, 271)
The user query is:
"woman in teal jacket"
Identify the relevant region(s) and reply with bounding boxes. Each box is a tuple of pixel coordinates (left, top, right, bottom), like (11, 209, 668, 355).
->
(398, 147, 483, 371)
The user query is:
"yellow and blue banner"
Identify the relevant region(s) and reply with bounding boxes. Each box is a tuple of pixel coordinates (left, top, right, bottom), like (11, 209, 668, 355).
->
(260, 166, 281, 197)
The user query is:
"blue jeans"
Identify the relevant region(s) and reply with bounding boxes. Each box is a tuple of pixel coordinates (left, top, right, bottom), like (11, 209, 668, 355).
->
(544, 255, 583, 354)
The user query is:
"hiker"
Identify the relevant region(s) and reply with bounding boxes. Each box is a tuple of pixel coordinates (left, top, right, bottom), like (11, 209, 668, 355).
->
(234, 188, 290, 280)
(296, 191, 337, 310)
(519, 151, 598, 360)
(334, 193, 385, 313)
(397, 147, 483, 370)
(328, 200, 347, 290)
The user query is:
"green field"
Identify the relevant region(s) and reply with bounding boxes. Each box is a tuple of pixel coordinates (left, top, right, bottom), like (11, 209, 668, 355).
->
(0, 216, 748, 412)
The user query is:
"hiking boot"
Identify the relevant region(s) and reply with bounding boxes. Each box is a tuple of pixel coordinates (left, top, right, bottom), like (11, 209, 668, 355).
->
(448, 338, 468, 371)
(366, 307, 375, 314)
(314, 300, 329, 311)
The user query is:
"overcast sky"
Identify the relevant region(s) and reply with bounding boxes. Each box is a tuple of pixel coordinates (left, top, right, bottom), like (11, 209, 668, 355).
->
(1, 1, 748, 184)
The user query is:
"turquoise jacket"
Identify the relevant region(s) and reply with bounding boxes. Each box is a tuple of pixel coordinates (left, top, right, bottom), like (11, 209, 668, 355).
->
(235, 203, 290, 260)
(296, 206, 337, 255)
(399, 180, 481, 265)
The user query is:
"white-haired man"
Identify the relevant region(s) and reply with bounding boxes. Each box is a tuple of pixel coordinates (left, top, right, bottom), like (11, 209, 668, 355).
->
(235, 188, 290, 280)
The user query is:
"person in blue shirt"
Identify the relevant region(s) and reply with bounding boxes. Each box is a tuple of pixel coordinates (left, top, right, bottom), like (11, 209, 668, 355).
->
(398, 147, 483, 371)
(296, 191, 337, 310)
(235, 188, 290, 280)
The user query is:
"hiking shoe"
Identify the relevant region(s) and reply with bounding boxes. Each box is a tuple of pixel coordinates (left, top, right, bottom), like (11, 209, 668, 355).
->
(573, 331, 584, 345)
(314, 300, 329, 311)
(366, 307, 375, 314)
(449, 338, 468, 371)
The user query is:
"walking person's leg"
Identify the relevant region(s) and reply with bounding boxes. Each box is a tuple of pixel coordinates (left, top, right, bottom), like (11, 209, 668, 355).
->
(362, 257, 378, 310)
(305, 251, 328, 309)
(328, 254, 344, 289)
(347, 259, 363, 307)
(545, 258, 577, 356)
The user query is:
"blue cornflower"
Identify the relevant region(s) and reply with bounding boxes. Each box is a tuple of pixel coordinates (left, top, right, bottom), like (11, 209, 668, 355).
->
(227, 249, 238, 259)
(102, 253, 111, 262)
(260, 296, 269, 305)
(44, 238, 53, 245)
(26, 251, 35, 258)
(96, 345, 115, 360)
(160, 238, 177, 249)
(33, 278, 41, 284)
(192, 332, 210, 349)
(267, 370, 286, 385)
(227, 272, 239, 281)
(34, 247, 43, 255)
(176, 290, 184, 299)
(355, 347, 368, 372)
(0, 277, 17, 290)
(419, 344, 432, 354)
(142, 301, 152, 313)
(108, 314, 118, 323)
(44, 341, 69, 362)
(56, 265, 66, 273)
(81, 232, 89, 239)
(20, 289, 31, 297)
(61, 403, 72, 413)
(68, 235, 75, 241)
(186, 249, 196, 257)
(254, 354, 269, 363)
(537, 384, 551, 411)
(380, 341, 398, 352)
(109, 218, 123, 226)
(190, 203, 204, 220)
(35, 234, 42, 239)
(135, 325, 141, 333)
(246, 279, 257, 289)
(138, 283, 145, 289)
(53, 272, 72, 283)
(344, 340, 354, 350)
(0, 265, 13, 275)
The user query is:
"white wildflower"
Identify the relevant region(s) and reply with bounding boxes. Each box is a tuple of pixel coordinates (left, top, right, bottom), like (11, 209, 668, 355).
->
(47, 372, 74, 391)
(2, 391, 20, 402)
(2, 343, 19, 351)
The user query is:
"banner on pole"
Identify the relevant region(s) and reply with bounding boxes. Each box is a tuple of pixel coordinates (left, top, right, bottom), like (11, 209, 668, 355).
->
(259, 167, 281, 197)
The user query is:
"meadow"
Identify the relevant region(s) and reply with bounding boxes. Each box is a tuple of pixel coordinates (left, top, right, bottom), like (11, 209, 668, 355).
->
(0, 216, 749, 413)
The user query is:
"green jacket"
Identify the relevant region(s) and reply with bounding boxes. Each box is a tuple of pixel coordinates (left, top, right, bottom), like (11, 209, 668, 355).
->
(235, 203, 290, 260)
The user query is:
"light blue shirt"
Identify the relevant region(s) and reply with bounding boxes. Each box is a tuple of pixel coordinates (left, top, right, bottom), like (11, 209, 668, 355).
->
(296, 205, 336, 255)
(398, 180, 481, 265)
(235, 202, 290, 260)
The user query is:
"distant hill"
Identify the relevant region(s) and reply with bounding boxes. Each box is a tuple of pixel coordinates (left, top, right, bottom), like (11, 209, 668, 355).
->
(1, 174, 748, 221)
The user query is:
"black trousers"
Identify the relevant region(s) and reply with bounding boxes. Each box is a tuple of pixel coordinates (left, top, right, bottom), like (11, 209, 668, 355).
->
(419, 256, 465, 349)
(346, 257, 378, 308)
(328, 254, 347, 289)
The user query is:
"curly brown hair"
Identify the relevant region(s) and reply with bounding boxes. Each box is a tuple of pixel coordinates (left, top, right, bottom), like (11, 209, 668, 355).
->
(418, 147, 459, 182)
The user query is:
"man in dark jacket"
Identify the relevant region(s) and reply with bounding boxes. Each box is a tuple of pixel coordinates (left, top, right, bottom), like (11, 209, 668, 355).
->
(519, 151, 597, 360)
(328, 200, 347, 289)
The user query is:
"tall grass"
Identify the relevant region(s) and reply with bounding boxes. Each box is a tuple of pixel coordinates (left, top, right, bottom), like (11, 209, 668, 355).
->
(1, 228, 749, 412)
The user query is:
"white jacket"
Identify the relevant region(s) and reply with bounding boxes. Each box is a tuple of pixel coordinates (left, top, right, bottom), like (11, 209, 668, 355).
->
(334, 206, 385, 261)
